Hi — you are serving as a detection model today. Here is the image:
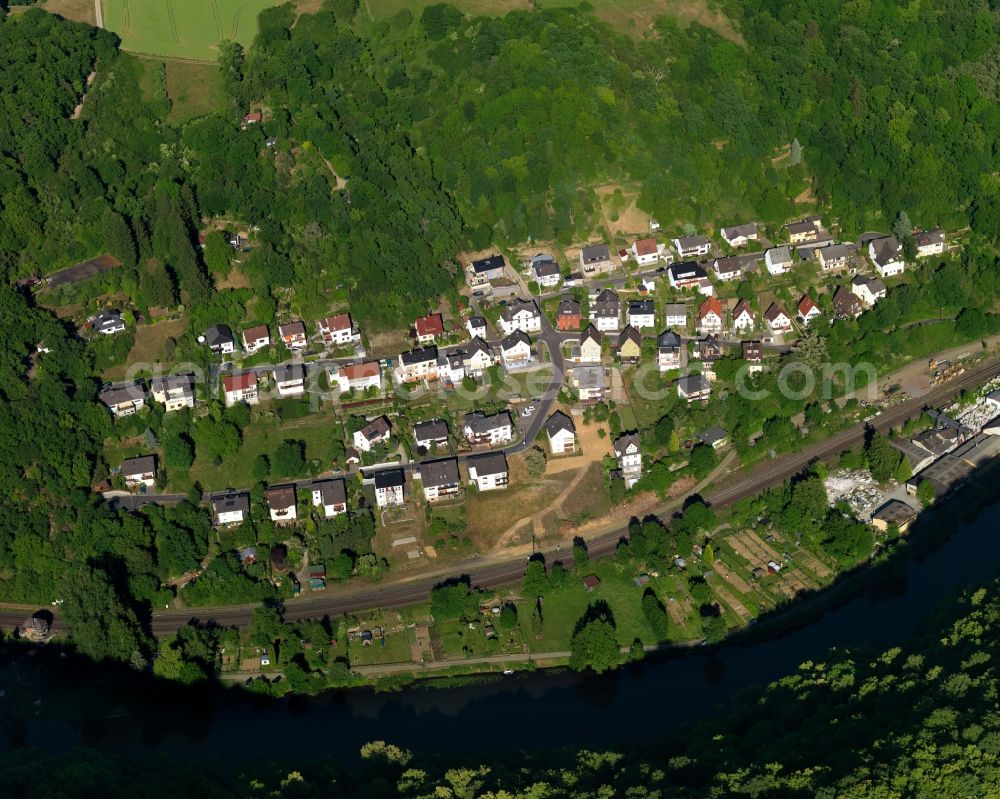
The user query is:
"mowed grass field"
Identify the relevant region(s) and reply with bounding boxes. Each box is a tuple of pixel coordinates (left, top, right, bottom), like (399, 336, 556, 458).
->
(101, 0, 281, 60)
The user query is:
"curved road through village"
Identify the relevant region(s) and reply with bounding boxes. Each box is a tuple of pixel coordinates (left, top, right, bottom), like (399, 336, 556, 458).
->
(5, 353, 1000, 637)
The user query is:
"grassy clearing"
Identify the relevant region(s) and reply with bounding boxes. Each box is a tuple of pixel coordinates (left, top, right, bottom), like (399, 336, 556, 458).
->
(102, 316, 187, 380)
(163, 59, 225, 124)
(39, 0, 96, 24)
(347, 629, 413, 666)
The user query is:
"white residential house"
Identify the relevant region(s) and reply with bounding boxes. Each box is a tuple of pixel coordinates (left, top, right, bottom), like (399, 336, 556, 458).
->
(272, 364, 306, 398)
(572, 365, 606, 401)
(499, 330, 533, 367)
(545, 411, 577, 454)
(631, 238, 662, 267)
(463, 411, 514, 447)
(498, 299, 541, 336)
(331, 361, 381, 394)
(242, 324, 270, 354)
(394, 346, 439, 384)
(627, 300, 656, 329)
(673, 235, 712, 258)
(150, 374, 196, 412)
(592, 289, 621, 332)
(436, 352, 466, 385)
(742, 340, 763, 375)
(202, 324, 235, 355)
(99, 383, 146, 418)
(318, 313, 359, 346)
(466, 316, 487, 339)
(467, 452, 509, 491)
(869, 235, 905, 277)
(797, 296, 822, 325)
(818, 243, 851, 272)
(414, 313, 445, 344)
(713, 256, 742, 282)
(720, 223, 758, 248)
(613, 432, 642, 487)
(265, 485, 297, 524)
(765, 246, 793, 275)
(223, 372, 259, 407)
(677, 375, 711, 403)
(413, 419, 449, 451)
(786, 219, 822, 244)
(212, 493, 249, 526)
(657, 330, 682, 373)
(698, 296, 724, 333)
(92, 310, 126, 335)
(463, 338, 495, 376)
(851, 275, 887, 306)
(531, 254, 562, 288)
(764, 303, 793, 332)
(732, 300, 755, 333)
(420, 458, 462, 502)
(121, 455, 156, 488)
(468, 254, 506, 285)
(915, 229, 946, 258)
(667, 262, 709, 290)
(279, 320, 308, 350)
(580, 243, 614, 274)
(374, 469, 405, 508)
(353, 416, 392, 452)
(311, 479, 347, 518)
(663, 303, 687, 328)
(579, 325, 603, 364)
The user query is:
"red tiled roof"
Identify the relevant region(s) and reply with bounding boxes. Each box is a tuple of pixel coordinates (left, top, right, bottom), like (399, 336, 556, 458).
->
(224, 372, 258, 392)
(634, 239, 658, 256)
(415, 313, 445, 337)
(321, 313, 352, 332)
(242, 324, 269, 342)
(699, 296, 723, 319)
(798, 295, 817, 314)
(339, 361, 380, 380)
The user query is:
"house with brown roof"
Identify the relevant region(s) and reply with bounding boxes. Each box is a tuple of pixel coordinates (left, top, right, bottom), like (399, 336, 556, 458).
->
(631, 238, 662, 267)
(851, 275, 887, 306)
(99, 383, 146, 418)
(353, 416, 392, 452)
(318, 313, 359, 346)
(415, 313, 445, 344)
(242, 324, 270, 354)
(223, 372, 259, 406)
(732, 299, 755, 333)
(311, 479, 347, 518)
(279, 320, 308, 350)
(742, 340, 763, 374)
(832, 286, 864, 319)
(545, 411, 577, 454)
(557, 297, 582, 331)
(121, 455, 156, 488)
(764, 303, 792, 332)
(713, 255, 743, 281)
(265, 485, 297, 524)
(915, 229, 945, 258)
(617, 325, 642, 363)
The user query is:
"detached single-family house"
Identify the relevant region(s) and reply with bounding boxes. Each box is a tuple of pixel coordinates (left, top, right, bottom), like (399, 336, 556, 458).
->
(213, 492, 249, 526)
(592, 289, 621, 332)
(279, 320, 308, 350)
(463, 411, 514, 447)
(915, 229, 945, 258)
(467, 452, 509, 491)
(531, 254, 562, 288)
(786, 219, 821, 244)
(318, 313, 359, 346)
(150, 374, 196, 412)
(202, 324, 235, 355)
(732, 299, 755, 333)
(851, 275, 887, 306)
(667, 261, 709, 290)
(468, 254, 506, 284)
(657, 330, 682, 372)
(742, 340, 763, 374)
(673, 235, 712, 258)
(332, 361, 381, 394)
(223, 372, 259, 407)
(557, 297, 582, 331)
(273, 364, 306, 398)
(242, 324, 270, 354)
(818, 243, 851, 272)
(121, 455, 156, 488)
(721, 223, 758, 248)
(571, 365, 606, 401)
(545, 411, 577, 454)
(764, 303, 793, 333)
(698, 296, 724, 333)
(92, 310, 126, 335)
(463, 338, 495, 376)
(499, 330, 533, 367)
(663, 303, 688, 328)
(628, 299, 656, 329)
(498, 299, 542, 335)
(580, 243, 614, 274)
(677, 375, 711, 403)
(413, 418, 449, 451)
(617, 326, 642, 363)
(466, 316, 487, 339)
(437, 351, 466, 385)
(713, 255, 743, 282)
(374, 468, 405, 508)
(765, 246, 793, 275)
(613, 432, 642, 487)
(696, 427, 728, 450)
(353, 415, 392, 452)
(99, 383, 145, 418)
(579, 325, 603, 364)
(311, 479, 347, 518)
(797, 295, 822, 325)
(869, 236, 905, 277)
(833, 286, 864, 319)
(415, 313, 445, 344)
(631, 238, 662, 267)
(394, 346, 439, 383)
(265, 485, 297, 524)
(695, 334, 722, 368)
(420, 458, 462, 502)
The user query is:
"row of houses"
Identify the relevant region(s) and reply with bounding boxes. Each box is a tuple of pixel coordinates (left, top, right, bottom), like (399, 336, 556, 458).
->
(200, 313, 361, 358)
(351, 410, 516, 454)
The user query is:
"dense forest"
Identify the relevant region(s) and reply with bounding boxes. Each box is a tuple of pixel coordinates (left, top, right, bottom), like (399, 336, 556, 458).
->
(6, 576, 1000, 796)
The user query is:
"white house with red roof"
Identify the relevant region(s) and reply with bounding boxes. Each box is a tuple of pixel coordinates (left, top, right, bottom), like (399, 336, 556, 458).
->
(318, 313, 359, 346)
(697, 296, 724, 333)
(797, 295, 822, 325)
(630, 238, 663, 267)
(223, 372, 259, 407)
(415, 313, 445, 344)
(331, 361, 382, 394)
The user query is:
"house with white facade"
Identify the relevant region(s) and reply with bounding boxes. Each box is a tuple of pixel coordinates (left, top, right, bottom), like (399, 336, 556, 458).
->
(657, 330, 682, 373)
(592, 289, 621, 332)
(394, 346, 439, 384)
(764, 303, 793, 332)
(264, 485, 297, 524)
(571, 365, 606, 401)
(311, 479, 347, 518)
(698, 296, 724, 333)
(765, 246, 793, 275)
(413, 418, 449, 451)
(915, 229, 945, 258)
(462, 338, 495, 376)
(713, 255, 742, 281)
(851, 275, 887, 306)
(279, 320, 308, 350)
(720, 223, 758, 248)
(580, 243, 614, 274)
(468, 254, 506, 285)
(545, 411, 576, 454)
(663, 303, 687, 328)
(869, 235, 905, 277)
(223, 372, 259, 407)
(202, 324, 235, 355)
(374, 469, 405, 508)
(273, 364, 306, 398)
(150, 374, 196, 412)
(673, 235, 712, 258)
(99, 383, 146, 418)
(631, 238, 662, 267)
(414, 313, 445, 344)
(667, 261, 709, 290)
(818, 243, 851, 272)
(463, 411, 514, 447)
(92, 310, 127, 335)
(242, 324, 270, 354)
(318, 313, 359, 346)
(797, 295, 822, 325)
(331, 361, 381, 394)
(498, 299, 542, 336)
(121, 455, 156, 488)
(499, 330, 533, 367)
(732, 299, 755, 333)
(353, 416, 392, 452)
(212, 492, 249, 526)
(613, 432, 642, 487)
(531, 254, 562, 288)
(677, 375, 711, 403)
(467, 452, 508, 491)
(466, 316, 487, 339)
(420, 458, 462, 503)
(627, 299, 656, 329)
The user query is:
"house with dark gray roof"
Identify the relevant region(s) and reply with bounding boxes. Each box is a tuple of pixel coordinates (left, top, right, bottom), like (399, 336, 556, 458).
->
(413, 419, 449, 451)
(467, 452, 509, 491)
(420, 458, 462, 502)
